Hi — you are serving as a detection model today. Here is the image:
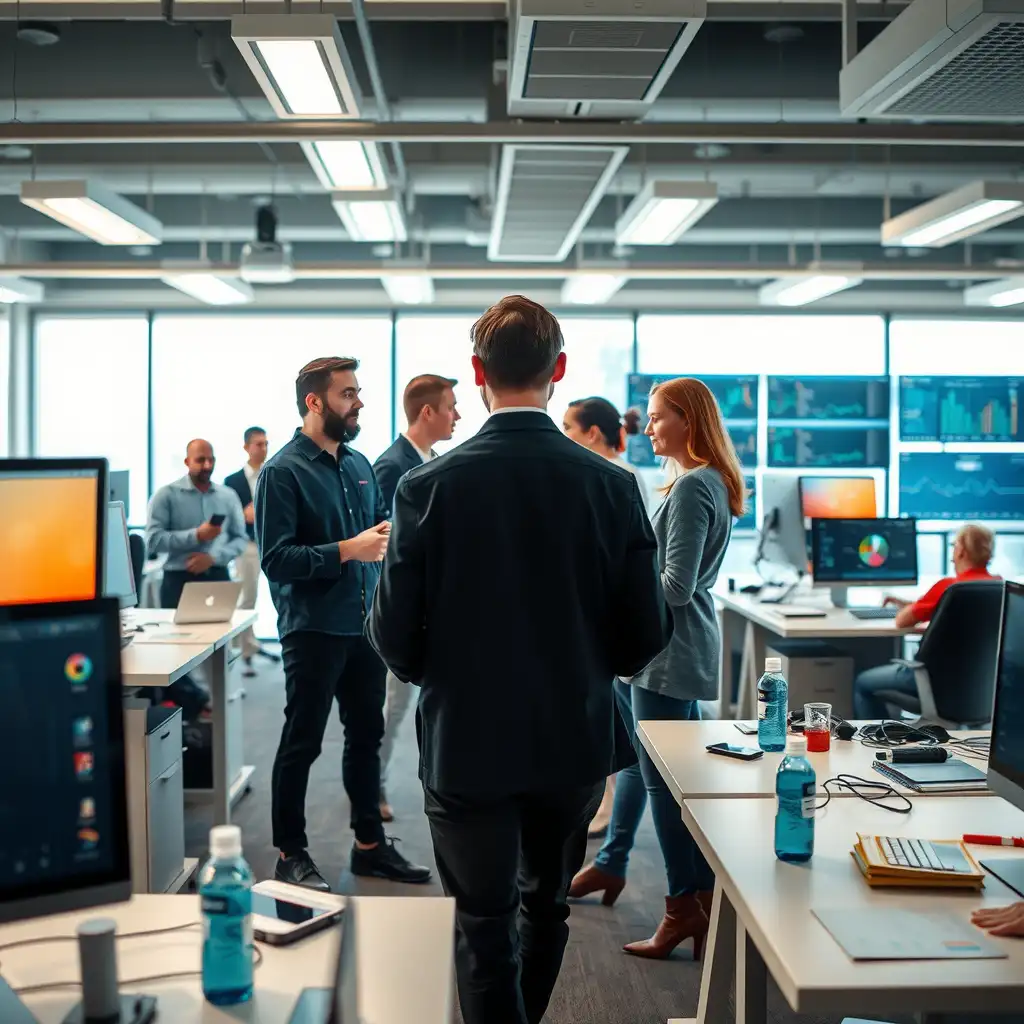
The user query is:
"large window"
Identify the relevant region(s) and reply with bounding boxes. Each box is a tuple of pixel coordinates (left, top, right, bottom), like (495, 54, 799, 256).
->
(0, 313, 9, 456)
(34, 316, 150, 520)
(150, 315, 393, 493)
(890, 319, 1024, 376)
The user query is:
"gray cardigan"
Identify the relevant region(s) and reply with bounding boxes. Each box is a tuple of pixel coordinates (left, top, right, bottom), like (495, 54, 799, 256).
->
(631, 465, 732, 701)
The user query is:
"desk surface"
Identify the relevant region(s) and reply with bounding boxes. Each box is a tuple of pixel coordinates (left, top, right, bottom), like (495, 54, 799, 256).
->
(121, 641, 213, 688)
(684, 795, 1024, 1016)
(129, 610, 257, 650)
(2, 893, 454, 1024)
(638, 720, 990, 803)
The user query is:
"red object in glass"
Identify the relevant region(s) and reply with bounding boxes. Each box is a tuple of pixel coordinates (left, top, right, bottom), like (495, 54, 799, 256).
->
(805, 728, 830, 753)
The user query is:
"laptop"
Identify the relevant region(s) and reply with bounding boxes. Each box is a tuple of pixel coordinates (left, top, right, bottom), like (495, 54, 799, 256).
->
(173, 581, 243, 625)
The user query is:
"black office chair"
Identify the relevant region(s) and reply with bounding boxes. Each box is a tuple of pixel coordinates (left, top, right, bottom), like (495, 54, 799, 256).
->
(128, 531, 146, 600)
(874, 580, 1004, 728)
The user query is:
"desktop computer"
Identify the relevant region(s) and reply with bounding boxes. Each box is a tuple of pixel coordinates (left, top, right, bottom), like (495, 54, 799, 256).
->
(810, 517, 918, 608)
(981, 580, 1024, 898)
(0, 459, 108, 606)
(103, 501, 138, 649)
(0, 598, 133, 1021)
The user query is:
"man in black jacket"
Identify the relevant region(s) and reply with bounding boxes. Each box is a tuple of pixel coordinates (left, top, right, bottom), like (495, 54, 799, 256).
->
(367, 296, 669, 1024)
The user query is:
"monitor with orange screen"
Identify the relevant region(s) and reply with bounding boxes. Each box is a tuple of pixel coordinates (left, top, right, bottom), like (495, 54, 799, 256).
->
(799, 476, 877, 520)
(0, 459, 107, 605)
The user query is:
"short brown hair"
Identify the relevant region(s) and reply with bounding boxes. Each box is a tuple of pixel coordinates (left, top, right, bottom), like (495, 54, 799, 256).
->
(471, 295, 564, 391)
(295, 356, 358, 417)
(403, 374, 457, 425)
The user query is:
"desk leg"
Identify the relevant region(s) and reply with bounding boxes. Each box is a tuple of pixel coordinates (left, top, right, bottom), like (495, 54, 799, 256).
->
(735, 924, 767, 1024)
(675, 881, 736, 1024)
(718, 607, 738, 719)
(209, 646, 230, 826)
(737, 623, 766, 720)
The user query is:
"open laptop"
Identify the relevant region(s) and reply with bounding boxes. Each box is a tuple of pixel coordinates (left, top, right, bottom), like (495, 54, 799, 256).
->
(173, 581, 243, 625)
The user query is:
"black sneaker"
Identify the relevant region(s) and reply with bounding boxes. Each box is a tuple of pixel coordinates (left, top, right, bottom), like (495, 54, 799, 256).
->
(275, 851, 331, 892)
(351, 837, 432, 884)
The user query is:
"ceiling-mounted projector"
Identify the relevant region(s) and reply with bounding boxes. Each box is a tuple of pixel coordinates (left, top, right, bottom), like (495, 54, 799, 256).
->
(240, 204, 295, 284)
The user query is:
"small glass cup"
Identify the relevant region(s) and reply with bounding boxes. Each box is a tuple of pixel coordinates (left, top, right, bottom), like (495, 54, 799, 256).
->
(804, 702, 832, 752)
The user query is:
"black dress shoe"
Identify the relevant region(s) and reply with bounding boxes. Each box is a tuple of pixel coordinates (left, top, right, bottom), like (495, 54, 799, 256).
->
(257, 647, 282, 663)
(275, 851, 331, 891)
(351, 837, 431, 884)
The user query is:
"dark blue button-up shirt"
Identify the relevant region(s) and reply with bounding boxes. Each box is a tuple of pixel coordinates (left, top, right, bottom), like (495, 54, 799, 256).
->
(254, 428, 388, 638)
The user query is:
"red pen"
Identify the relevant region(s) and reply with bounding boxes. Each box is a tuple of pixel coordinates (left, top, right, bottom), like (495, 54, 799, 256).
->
(963, 834, 1024, 848)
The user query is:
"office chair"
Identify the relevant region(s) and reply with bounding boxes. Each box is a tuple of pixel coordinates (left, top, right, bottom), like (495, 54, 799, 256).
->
(128, 531, 146, 600)
(873, 580, 1004, 729)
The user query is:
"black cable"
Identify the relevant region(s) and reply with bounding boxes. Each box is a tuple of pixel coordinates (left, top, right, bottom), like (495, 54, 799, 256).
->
(814, 773, 913, 814)
(857, 720, 947, 749)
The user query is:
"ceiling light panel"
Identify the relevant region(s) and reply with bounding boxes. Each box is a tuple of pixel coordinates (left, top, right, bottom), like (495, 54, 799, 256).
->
(615, 180, 718, 246)
(381, 274, 434, 305)
(20, 180, 162, 246)
(232, 15, 363, 118)
(561, 273, 627, 305)
(759, 268, 864, 307)
(303, 140, 387, 191)
(963, 276, 1024, 308)
(332, 189, 407, 243)
(882, 181, 1024, 248)
(160, 264, 254, 306)
(0, 276, 44, 303)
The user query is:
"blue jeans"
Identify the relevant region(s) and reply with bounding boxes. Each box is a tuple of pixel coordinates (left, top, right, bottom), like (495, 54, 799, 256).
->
(853, 663, 917, 720)
(594, 681, 714, 897)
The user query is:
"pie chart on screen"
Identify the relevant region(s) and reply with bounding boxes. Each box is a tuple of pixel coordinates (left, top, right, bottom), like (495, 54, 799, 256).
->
(858, 534, 889, 569)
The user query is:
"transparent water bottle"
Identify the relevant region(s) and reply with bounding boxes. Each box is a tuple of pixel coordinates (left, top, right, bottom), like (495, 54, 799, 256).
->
(756, 656, 788, 752)
(775, 735, 816, 863)
(199, 825, 254, 1006)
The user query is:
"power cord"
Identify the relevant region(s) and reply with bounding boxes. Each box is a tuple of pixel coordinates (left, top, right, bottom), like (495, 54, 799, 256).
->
(857, 720, 951, 749)
(814, 773, 913, 815)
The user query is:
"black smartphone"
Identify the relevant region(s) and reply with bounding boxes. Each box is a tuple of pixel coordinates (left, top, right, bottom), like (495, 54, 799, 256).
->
(208, 513, 226, 527)
(706, 742, 764, 762)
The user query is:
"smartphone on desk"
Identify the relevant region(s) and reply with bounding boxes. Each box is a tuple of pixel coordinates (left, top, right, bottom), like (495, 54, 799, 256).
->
(208, 513, 226, 527)
(251, 880, 344, 945)
(706, 742, 764, 762)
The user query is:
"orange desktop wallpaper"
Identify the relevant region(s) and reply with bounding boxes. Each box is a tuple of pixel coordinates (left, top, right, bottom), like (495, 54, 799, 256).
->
(801, 477, 877, 519)
(0, 477, 99, 604)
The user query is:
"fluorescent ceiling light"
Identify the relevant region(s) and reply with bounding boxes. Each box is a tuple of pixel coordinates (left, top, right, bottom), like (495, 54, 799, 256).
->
(302, 140, 387, 191)
(561, 273, 627, 305)
(21, 180, 162, 246)
(882, 181, 1024, 249)
(332, 189, 407, 242)
(0, 275, 44, 303)
(615, 180, 718, 246)
(963, 277, 1024, 309)
(381, 274, 434, 305)
(759, 268, 863, 307)
(160, 263, 254, 306)
(232, 15, 363, 118)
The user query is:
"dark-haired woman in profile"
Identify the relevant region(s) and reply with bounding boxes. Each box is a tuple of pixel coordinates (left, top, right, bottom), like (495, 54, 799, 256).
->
(570, 377, 746, 962)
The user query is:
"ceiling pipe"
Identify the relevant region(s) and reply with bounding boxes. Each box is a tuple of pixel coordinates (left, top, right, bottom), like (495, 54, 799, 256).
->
(2, 121, 1023, 148)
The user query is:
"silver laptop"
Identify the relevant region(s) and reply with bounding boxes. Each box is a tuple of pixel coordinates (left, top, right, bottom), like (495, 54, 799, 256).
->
(173, 581, 243, 625)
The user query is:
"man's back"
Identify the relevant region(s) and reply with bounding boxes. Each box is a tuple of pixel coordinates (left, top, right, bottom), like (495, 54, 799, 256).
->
(369, 410, 669, 798)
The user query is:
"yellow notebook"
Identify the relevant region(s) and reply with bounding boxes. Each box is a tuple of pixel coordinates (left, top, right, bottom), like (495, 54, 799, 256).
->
(852, 834, 986, 890)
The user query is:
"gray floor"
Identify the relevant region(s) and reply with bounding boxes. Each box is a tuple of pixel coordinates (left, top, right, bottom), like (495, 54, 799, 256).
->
(183, 658, 994, 1024)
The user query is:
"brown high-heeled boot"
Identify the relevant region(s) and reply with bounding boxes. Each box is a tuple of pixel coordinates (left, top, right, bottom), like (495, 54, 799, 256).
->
(568, 863, 626, 906)
(622, 894, 710, 961)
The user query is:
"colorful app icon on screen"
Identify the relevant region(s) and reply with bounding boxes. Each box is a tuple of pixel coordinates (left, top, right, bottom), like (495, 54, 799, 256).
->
(78, 797, 96, 823)
(65, 653, 93, 689)
(73, 751, 94, 780)
(77, 828, 100, 851)
(72, 716, 94, 747)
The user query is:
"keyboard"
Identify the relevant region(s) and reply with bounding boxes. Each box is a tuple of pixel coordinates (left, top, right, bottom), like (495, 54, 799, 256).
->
(850, 606, 899, 620)
(881, 837, 943, 870)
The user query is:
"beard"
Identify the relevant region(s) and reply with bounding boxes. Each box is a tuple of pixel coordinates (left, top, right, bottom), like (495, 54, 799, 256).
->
(323, 406, 360, 443)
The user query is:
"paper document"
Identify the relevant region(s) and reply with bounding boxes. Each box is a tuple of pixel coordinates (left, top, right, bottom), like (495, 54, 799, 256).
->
(813, 908, 1007, 961)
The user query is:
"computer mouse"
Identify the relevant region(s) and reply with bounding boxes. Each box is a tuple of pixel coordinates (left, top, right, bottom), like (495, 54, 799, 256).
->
(920, 724, 951, 744)
(740, 584, 762, 595)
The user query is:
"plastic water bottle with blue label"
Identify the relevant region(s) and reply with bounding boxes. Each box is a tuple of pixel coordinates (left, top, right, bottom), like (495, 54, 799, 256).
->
(200, 824, 254, 1005)
(775, 735, 816, 862)
(756, 656, 788, 752)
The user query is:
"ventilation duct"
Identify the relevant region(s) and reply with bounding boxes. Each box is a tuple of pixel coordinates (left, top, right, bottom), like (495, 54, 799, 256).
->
(840, 0, 1024, 120)
(507, 0, 706, 119)
(488, 144, 628, 262)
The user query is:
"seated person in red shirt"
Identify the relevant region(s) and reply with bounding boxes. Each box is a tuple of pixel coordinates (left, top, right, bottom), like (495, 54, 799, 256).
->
(853, 524, 999, 720)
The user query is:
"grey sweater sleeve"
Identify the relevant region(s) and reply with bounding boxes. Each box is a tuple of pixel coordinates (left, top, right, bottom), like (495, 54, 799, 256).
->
(660, 474, 713, 607)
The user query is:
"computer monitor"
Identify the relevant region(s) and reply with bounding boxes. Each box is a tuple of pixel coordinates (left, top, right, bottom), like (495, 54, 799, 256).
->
(756, 473, 807, 576)
(0, 459, 108, 606)
(982, 581, 1024, 897)
(810, 517, 919, 607)
(103, 501, 137, 611)
(799, 476, 877, 519)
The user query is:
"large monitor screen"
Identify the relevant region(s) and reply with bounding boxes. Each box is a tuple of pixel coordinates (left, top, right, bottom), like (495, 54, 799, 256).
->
(0, 460, 107, 605)
(990, 582, 1024, 810)
(800, 476, 877, 519)
(767, 425, 889, 469)
(898, 452, 1024, 521)
(811, 517, 918, 586)
(0, 600, 130, 923)
(734, 475, 757, 532)
(899, 376, 1023, 443)
(102, 502, 137, 610)
(767, 376, 890, 421)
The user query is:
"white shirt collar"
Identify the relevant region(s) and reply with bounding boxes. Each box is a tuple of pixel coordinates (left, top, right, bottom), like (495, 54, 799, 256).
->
(403, 434, 433, 463)
(489, 406, 547, 416)
(243, 462, 261, 485)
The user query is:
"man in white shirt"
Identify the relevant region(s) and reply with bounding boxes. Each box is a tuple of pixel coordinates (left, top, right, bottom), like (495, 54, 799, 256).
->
(372, 375, 460, 820)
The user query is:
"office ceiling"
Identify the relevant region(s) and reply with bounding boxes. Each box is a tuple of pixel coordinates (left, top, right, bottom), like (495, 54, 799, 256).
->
(1, 0, 1024, 310)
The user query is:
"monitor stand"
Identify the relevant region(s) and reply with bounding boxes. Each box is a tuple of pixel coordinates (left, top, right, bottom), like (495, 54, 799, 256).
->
(0, 977, 38, 1023)
(829, 586, 849, 609)
(981, 858, 1024, 899)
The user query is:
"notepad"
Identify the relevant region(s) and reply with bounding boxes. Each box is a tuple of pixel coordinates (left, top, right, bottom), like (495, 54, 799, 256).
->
(872, 758, 989, 793)
(853, 833, 986, 889)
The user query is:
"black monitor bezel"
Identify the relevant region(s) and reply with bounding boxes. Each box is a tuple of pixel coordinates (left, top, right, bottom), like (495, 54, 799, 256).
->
(0, 598, 131, 924)
(810, 516, 919, 586)
(0, 458, 108, 605)
(989, 581, 1024, 812)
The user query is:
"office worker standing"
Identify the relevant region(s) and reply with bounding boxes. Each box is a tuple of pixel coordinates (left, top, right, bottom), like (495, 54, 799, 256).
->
(256, 357, 431, 893)
(373, 374, 460, 822)
(368, 296, 669, 1024)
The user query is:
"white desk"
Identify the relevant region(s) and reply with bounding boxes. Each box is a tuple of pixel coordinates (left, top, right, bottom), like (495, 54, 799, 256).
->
(0, 893, 455, 1024)
(678, 796, 1024, 1024)
(638, 719, 990, 803)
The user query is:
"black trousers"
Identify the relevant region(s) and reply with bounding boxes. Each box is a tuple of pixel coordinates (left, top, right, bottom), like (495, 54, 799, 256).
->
(272, 631, 387, 851)
(158, 567, 229, 721)
(424, 781, 603, 1024)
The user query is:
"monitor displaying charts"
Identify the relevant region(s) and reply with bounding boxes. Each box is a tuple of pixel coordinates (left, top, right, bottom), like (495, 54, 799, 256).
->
(810, 517, 919, 586)
(900, 376, 1022, 443)
(898, 452, 1024, 521)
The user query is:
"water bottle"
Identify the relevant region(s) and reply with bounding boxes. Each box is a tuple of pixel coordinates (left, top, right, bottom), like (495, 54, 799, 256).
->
(775, 735, 816, 863)
(756, 656, 788, 752)
(199, 825, 254, 1006)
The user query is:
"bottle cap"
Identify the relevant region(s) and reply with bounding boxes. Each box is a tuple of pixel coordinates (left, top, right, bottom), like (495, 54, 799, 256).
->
(764, 657, 782, 673)
(210, 824, 242, 859)
(785, 735, 807, 755)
